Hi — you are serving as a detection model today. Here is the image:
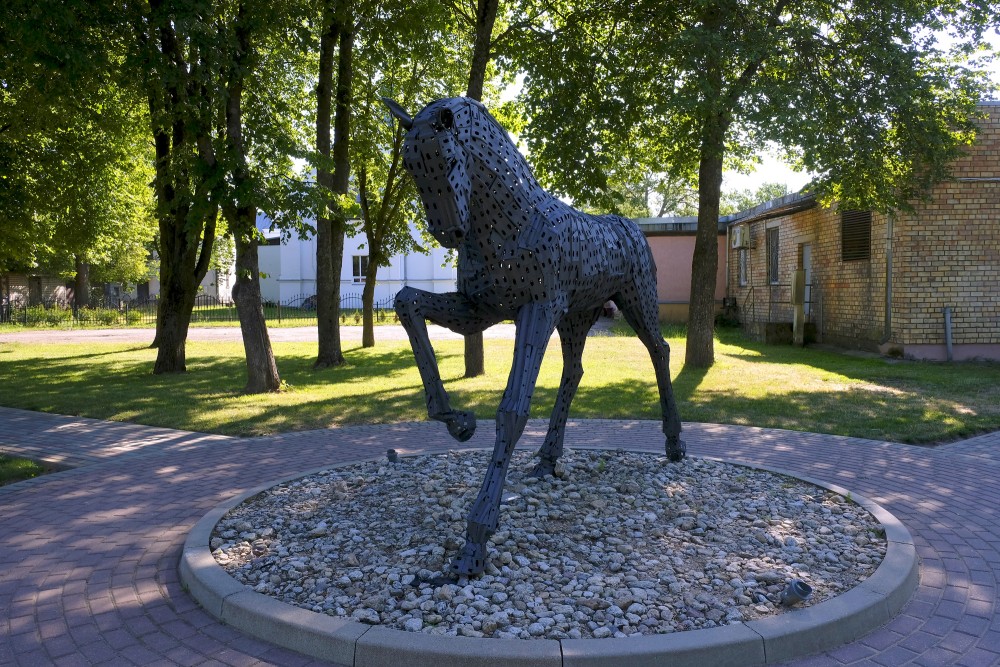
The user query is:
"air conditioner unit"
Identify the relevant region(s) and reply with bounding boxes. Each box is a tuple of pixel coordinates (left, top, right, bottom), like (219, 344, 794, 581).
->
(731, 226, 749, 249)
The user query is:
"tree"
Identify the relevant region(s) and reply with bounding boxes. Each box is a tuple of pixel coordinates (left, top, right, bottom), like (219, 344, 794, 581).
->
(579, 170, 699, 218)
(355, 123, 421, 348)
(517, 0, 995, 367)
(129, 0, 316, 387)
(217, 1, 280, 393)
(352, 0, 467, 347)
(129, 0, 229, 373)
(313, 0, 354, 369)
(0, 0, 156, 300)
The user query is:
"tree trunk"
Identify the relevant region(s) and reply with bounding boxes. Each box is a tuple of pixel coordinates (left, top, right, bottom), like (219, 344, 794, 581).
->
(73, 255, 90, 309)
(460, 0, 498, 379)
(315, 2, 352, 369)
(153, 247, 198, 373)
(153, 207, 216, 373)
(685, 35, 729, 369)
(466, 0, 499, 101)
(361, 254, 378, 348)
(224, 2, 281, 393)
(143, 14, 218, 369)
(232, 218, 281, 393)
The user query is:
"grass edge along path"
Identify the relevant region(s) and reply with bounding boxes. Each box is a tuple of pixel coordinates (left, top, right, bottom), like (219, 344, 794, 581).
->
(0, 329, 997, 444)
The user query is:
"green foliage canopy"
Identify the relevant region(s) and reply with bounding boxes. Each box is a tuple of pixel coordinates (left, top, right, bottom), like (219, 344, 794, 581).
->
(0, 0, 155, 282)
(517, 0, 996, 213)
(514, 0, 996, 367)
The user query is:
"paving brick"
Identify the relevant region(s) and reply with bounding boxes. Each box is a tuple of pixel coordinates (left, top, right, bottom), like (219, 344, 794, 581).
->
(2, 407, 1000, 666)
(827, 642, 876, 662)
(913, 646, 962, 666)
(954, 615, 991, 637)
(956, 647, 1000, 667)
(939, 631, 980, 654)
(870, 645, 919, 666)
(77, 640, 118, 662)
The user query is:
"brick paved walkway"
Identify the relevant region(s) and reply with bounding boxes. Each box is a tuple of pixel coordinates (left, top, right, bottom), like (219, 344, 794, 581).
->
(1, 408, 999, 666)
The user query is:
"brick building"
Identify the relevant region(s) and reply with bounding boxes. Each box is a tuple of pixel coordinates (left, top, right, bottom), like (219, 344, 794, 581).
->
(726, 102, 1000, 361)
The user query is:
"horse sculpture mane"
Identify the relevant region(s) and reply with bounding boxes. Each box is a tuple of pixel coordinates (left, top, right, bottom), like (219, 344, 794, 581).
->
(385, 96, 685, 576)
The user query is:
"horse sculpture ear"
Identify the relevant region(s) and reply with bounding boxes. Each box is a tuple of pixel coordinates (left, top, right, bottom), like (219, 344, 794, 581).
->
(381, 98, 413, 130)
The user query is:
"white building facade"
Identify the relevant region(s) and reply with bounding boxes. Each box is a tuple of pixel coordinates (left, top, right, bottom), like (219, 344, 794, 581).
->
(257, 215, 457, 305)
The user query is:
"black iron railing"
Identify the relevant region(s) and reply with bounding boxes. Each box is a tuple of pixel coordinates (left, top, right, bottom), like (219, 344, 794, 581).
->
(0, 293, 397, 327)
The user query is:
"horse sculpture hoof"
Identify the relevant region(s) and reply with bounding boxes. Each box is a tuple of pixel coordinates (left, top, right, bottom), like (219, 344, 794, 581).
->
(448, 541, 487, 575)
(528, 458, 557, 478)
(432, 410, 477, 442)
(666, 438, 687, 462)
(446, 411, 476, 442)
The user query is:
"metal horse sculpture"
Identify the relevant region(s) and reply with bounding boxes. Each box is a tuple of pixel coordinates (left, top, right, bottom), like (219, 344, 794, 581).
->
(385, 96, 685, 576)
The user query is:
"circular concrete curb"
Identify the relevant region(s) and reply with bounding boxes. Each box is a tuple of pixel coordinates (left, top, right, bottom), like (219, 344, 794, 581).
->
(180, 453, 918, 667)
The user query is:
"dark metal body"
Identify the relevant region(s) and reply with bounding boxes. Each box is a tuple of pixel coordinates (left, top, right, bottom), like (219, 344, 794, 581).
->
(385, 97, 685, 575)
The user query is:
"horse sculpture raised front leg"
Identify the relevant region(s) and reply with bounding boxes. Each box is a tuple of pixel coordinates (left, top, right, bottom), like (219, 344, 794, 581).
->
(450, 301, 562, 574)
(394, 287, 502, 442)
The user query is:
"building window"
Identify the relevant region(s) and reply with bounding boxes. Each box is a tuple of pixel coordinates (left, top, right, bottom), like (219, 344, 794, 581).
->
(841, 209, 872, 262)
(738, 248, 749, 287)
(352, 255, 369, 283)
(766, 227, 779, 284)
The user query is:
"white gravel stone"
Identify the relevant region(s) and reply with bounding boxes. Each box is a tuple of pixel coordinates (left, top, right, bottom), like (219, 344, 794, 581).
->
(213, 450, 886, 639)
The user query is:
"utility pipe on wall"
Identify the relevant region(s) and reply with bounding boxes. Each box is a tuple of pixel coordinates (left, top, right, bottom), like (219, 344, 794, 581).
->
(944, 306, 954, 362)
(881, 211, 895, 345)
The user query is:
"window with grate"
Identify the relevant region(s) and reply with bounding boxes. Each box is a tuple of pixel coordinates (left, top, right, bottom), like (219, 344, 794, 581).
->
(352, 255, 369, 283)
(841, 210, 872, 261)
(766, 227, 779, 284)
(738, 248, 749, 286)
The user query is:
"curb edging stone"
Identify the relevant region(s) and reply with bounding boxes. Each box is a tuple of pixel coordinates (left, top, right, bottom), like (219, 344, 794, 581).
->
(179, 453, 918, 666)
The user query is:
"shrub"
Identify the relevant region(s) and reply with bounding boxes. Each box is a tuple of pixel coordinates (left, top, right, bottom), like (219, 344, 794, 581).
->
(96, 308, 120, 325)
(23, 305, 72, 326)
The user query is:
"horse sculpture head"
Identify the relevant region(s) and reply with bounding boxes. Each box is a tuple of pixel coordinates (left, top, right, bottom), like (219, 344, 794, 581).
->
(383, 97, 483, 249)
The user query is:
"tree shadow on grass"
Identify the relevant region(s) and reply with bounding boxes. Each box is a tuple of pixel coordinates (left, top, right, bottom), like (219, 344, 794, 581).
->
(541, 376, 955, 443)
(3, 335, 995, 443)
(276, 345, 433, 386)
(0, 340, 455, 436)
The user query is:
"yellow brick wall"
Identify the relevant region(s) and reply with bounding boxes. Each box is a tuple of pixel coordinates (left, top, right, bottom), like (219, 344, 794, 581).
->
(728, 206, 888, 348)
(728, 103, 1000, 350)
(894, 182, 1000, 345)
(893, 104, 1000, 346)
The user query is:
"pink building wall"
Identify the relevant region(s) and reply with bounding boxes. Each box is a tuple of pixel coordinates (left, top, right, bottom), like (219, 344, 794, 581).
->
(644, 233, 727, 322)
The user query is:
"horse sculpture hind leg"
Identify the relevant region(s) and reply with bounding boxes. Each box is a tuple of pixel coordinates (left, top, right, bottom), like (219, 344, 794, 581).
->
(613, 280, 686, 462)
(450, 300, 562, 575)
(395, 287, 504, 441)
(530, 307, 602, 478)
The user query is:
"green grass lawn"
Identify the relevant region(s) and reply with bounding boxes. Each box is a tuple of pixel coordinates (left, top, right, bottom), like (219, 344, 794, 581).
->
(0, 328, 997, 443)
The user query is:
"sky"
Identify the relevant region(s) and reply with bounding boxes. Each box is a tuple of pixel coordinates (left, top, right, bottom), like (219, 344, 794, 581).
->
(723, 27, 1000, 195)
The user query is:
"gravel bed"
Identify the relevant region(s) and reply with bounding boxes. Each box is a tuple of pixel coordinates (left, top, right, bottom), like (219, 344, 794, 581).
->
(212, 449, 887, 640)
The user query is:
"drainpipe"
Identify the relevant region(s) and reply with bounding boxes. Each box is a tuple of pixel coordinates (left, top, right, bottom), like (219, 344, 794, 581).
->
(881, 210, 895, 345)
(944, 306, 954, 361)
(725, 223, 731, 300)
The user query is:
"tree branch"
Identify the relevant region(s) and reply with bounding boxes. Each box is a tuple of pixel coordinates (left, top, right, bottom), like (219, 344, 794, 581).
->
(724, 0, 794, 109)
(440, 0, 476, 26)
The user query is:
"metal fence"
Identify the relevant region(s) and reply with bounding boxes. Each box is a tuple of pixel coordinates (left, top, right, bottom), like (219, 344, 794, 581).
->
(0, 293, 397, 327)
